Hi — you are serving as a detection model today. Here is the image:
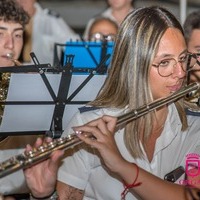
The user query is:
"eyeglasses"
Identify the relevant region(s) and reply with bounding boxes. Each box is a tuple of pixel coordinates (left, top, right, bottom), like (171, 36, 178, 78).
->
(89, 32, 116, 42)
(152, 54, 196, 77)
(187, 53, 200, 71)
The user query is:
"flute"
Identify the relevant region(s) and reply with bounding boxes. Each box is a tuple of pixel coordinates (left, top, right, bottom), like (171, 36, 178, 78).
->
(6, 53, 22, 66)
(0, 82, 199, 178)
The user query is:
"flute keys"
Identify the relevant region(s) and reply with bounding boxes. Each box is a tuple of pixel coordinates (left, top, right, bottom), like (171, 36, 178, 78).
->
(38, 146, 45, 152)
(47, 140, 57, 149)
(0, 157, 17, 170)
(26, 150, 35, 158)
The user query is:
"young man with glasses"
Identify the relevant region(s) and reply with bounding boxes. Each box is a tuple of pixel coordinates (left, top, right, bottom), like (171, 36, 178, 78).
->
(183, 11, 200, 107)
(84, 0, 134, 40)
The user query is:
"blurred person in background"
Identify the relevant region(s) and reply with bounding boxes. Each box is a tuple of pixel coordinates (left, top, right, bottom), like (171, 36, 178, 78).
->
(103, 0, 134, 25)
(15, 0, 80, 65)
(183, 11, 200, 107)
(84, 0, 134, 39)
(184, 10, 200, 83)
(184, 10, 200, 55)
(87, 16, 118, 41)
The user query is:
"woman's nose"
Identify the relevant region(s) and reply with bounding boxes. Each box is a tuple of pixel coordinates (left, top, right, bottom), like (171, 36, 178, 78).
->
(172, 62, 186, 78)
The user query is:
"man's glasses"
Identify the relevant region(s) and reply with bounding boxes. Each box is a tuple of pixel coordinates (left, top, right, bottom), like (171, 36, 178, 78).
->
(186, 53, 200, 85)
(152, 54, 197, 77)
(89, 32, 116, 42)
(187, 53, 200, 71)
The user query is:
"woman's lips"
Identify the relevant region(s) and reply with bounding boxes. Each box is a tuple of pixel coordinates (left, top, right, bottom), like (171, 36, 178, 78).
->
(167, 84, 182, 92)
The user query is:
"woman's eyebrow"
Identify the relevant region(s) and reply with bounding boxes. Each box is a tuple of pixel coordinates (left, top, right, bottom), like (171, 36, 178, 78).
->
(154, 49, 188, 59)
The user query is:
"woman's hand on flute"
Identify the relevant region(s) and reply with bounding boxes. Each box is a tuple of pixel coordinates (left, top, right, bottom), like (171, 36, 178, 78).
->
(73, 115, 127, 173)
(23, 137, 64, 198)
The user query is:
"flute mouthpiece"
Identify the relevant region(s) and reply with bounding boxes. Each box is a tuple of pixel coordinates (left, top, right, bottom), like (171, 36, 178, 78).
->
(6, 53, 21, 66)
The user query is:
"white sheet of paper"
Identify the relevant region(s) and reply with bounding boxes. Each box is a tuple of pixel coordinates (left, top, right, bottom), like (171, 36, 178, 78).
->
(0, 73, 106, 132)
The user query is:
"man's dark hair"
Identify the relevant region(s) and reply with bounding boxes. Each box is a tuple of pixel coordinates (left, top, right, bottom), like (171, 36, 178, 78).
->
(0, 0, 29, 28)
(183, 11, 200, 44)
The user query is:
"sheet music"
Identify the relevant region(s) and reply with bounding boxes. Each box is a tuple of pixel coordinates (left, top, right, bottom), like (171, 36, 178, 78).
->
(0, 73, 106, 132)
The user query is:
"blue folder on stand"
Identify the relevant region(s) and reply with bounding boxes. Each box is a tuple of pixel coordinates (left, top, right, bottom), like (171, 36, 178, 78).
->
(63, 41, 114, 74)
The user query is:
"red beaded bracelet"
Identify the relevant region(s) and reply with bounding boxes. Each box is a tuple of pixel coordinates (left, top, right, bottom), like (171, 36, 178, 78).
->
(121, 163, 142, 200)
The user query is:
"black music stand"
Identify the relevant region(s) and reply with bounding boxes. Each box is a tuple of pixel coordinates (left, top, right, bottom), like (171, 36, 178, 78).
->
(0, 52, 108, 138)
(52, 42, 111, 136)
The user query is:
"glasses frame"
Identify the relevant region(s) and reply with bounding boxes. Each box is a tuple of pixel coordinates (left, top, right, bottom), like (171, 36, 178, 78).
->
(186, 53, 200, 85)
(152, 54, 190, 77)
(89, 32, 116, 42)
(187, 53, 200, 69)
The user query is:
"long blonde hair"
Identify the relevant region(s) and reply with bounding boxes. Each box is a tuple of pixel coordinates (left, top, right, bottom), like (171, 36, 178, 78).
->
(89, 6, 187, 158)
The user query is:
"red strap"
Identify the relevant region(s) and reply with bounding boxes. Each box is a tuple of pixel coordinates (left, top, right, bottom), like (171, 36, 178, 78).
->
(121, 163, 142, 200)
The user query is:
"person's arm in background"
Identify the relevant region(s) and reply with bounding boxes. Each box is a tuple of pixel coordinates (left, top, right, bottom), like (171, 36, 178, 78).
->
(57, 181, 84, 200)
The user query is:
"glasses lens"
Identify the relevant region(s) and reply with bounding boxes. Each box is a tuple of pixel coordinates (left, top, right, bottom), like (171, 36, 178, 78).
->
(190, 54, 200, 70)
(190, 57, 197, 69)
(197, 54, 200, 63)
(90, 33, 115, 42)
(105, 34, 115, 41)
(90, 33, 104, 41)
(158, 57, 189, 77)
(181, 56, 189, 71)
(158, 59, 174, 77)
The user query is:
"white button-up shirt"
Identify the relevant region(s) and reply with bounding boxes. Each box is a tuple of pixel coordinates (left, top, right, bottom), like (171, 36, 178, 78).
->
(58, 103, 200, 200)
